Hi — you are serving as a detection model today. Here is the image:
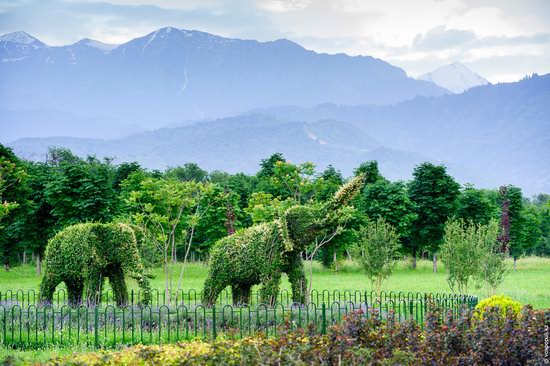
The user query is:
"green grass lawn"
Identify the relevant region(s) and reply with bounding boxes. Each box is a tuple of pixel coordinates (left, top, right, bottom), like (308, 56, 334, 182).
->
(0, 257, 548, 365)
(1, 256, 549, 309)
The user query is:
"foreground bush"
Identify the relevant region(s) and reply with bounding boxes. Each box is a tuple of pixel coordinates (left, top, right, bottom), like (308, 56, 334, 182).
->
(43, 306, 547, 366)
(475, 295, 523, 319)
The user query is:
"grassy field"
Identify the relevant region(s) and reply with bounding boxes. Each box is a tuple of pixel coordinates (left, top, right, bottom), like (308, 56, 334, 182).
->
(1, 256, 549, 309)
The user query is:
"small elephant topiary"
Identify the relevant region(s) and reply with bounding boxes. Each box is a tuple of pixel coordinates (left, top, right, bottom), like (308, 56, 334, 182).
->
(202, 175, 365, 306)
(40, 222, 151, 306)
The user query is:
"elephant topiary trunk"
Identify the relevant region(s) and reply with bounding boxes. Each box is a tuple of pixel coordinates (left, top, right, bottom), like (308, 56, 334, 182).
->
(202, 174, 365, 306)
(40, 223, 151, 306)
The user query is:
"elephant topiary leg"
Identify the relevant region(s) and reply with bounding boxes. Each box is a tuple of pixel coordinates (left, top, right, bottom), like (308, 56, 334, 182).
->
(202, 275, 227, 307)
(66, 281, 84, 306)
(287, 256, 308, 304)
(231, 284, 252, 306)
(108, 266, 129, 306)
(40, 274, 61, 305)
(259, 272, 281, 306)
(84, 270, 105, 305)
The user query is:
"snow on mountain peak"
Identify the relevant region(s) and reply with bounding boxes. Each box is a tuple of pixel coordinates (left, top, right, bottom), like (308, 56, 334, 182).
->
(74, 38, 118, 52)
(419, 62, 489, 94)
(0, 31, 45, 46)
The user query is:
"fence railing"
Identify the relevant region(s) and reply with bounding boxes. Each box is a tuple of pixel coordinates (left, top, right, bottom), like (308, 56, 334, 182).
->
(0, 289, 478, 349)
(0, 288, 478, 308)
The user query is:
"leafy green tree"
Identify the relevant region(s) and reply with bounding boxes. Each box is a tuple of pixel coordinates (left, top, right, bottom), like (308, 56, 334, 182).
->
(17, 162, 56, 274)
(517, 205, 542, 260)
(193, 184, 243, 254)
(476, 220, 506, 295)
(255, 153, 289, 198)
(126, 177, 213, 298)
(315, 165, 344, 202)
(501, 185, 532, 269)
(114, 162, 142, 191)
(358, 180, 416, 240)
(440, 220, 478, 294)
(351, 218, 401, 293)
(0, 157, 22, 223)
(0, 145, 30, 269)
(269, 161, 317, 203)
(408, 163, 460, 270)
(457, 185, 498, 225)
(165, 163, 208, 182)
(210, 171, 257, 220)
(44, 152, 118, 228)
(529, 203, 550, 256)
(257, 152, 286, 179)
(440, 219, 503, 294)
(354, 161, 385, 185)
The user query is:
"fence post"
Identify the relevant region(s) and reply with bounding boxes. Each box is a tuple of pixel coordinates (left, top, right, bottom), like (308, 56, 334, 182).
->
(321, 303, 326, 335)
(94, 306, 99, 348)
(212, 306, 217, 339)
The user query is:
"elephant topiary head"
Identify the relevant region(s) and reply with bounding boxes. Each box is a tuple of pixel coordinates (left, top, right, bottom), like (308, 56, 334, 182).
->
(279, 174, 366, 252)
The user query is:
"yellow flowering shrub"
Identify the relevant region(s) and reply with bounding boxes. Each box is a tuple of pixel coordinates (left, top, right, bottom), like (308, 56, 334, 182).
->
(475, 295, 522, 319)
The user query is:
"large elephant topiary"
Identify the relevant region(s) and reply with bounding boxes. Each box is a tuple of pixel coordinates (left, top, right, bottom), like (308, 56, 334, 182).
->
(40, 222, 151, 306)
(202, 175, 365, 306)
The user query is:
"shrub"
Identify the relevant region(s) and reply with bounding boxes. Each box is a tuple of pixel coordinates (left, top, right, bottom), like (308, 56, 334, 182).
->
(475, 295, 522, 319)
(45, 306, 547, 366)
(352, 218, 401, 293)
(440, 219, 502, 294)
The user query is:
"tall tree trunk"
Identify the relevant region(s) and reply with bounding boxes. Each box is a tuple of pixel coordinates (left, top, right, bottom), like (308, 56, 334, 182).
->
(412, 253, 417, 269)
(513, 257, 517, 271)
(433, 253, 437, 273)
(22, 251, 27, 265)
(36, 253, 42, 276)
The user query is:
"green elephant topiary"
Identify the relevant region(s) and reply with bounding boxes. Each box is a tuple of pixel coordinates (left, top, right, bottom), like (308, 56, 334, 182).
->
(202, 175, 365, 306)
(40, 222, 151, 306)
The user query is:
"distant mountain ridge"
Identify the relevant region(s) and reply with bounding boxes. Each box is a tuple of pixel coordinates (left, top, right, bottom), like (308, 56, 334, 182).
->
(0, 27, 447, 140)
(419, 62, 489, 93)
(7, 113, 495, 191)
(7, 115, 428, 179)
(253, 74, 550, 194)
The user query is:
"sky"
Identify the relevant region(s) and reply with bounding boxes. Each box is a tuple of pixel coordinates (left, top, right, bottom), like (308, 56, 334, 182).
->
(1, 0, 549, 83)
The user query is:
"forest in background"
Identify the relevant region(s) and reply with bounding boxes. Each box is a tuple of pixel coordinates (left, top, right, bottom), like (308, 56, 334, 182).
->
(1, 143, 549, 273)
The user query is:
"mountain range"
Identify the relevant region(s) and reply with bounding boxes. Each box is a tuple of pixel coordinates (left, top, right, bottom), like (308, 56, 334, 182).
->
(9, 114, 487, 187)
(0, 28, 445, 139)
(253, 74, 550, 194)
(2, 28, 549, 195)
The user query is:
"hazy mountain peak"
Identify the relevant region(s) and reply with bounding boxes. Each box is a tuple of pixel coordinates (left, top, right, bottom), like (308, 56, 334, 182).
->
(419, 62, 489, 93)
(0, 31, 46, 47)
(73, 38, 118, 52)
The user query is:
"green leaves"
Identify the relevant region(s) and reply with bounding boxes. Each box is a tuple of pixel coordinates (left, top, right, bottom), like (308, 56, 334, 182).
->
(440, 219, 503, 294)
(408, 162, 461, 255)
(44, 153, 118, 228)
(352, 218, 401, 292)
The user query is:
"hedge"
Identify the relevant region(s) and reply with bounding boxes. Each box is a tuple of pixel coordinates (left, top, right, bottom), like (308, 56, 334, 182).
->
(41, 305, 547, 366)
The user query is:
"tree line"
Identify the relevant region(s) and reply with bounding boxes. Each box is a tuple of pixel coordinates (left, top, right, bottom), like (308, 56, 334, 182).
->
(1, 145, 549, 274)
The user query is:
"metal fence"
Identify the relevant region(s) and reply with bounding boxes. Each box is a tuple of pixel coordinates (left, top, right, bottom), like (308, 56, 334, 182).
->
(0, 288, 478, 308)
(0, 289, 478, 349)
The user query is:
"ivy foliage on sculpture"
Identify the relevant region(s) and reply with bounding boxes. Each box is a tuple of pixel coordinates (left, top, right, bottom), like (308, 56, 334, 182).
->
(202, 174, 365, 306)
(40, 222, 151, 306)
